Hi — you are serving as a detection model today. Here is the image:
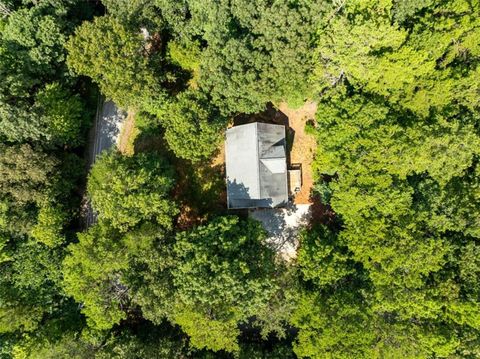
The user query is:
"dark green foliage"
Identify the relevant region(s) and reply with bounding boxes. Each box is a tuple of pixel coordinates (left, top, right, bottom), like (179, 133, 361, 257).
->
(173, 216, 275, 314)
(0, 2, 89, 144)
(66, 15, 162, 109)
(3, 0, 480, 357)
(195, 0, 324, 114)
(297, 225, 355, 287)
(0, 144, 60, 235)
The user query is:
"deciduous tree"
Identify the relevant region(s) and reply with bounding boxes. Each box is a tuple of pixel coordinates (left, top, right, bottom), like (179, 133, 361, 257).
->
(87, 151, 178, 232)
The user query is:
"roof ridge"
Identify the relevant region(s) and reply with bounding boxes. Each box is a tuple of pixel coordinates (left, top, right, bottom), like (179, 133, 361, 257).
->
(255, 122, 261, 199)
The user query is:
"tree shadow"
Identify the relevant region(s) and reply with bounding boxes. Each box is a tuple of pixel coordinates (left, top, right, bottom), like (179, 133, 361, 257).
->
(250, 202, 312, 257)
(308, 194, 337, 228)
(227, 179, 274, 209)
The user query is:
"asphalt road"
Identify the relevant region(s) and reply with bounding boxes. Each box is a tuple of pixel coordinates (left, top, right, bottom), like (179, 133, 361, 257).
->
(85, 99, 126, 227)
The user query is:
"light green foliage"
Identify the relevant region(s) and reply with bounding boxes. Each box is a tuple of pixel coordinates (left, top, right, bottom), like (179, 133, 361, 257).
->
(0, 304, 43, 334)
(66, 16, 161, 108)
(291, 287, 459, 358)
(13, 334, 96, 359)
(35, 83, 86, 146)
(160, 90, 226, 162)
(313, 91, 480, 294)
(0, 238, 65, 335)
(292, 291, 377, 359)
(315, 0, 480, 115)
(300, 85, 480, 356)
(63, 222, 130, 330)
(2, 0, 480, 356)
(173, 308, 240, 353)
(172, 216, 277, 352)
(168, 40, 200, 73)
(167, 39, 201, 87)
(31, 204, 67, 247)
(63, 222, 177, 332)
(87, 151, 178, 232)
(297, 225, 355, 287)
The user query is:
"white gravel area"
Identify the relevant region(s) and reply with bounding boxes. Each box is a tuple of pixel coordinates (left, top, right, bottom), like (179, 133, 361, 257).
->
(250, 204, 312, 261)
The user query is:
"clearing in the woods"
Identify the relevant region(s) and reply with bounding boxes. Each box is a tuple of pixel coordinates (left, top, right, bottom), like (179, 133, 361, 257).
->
(277, 101, 317, 204)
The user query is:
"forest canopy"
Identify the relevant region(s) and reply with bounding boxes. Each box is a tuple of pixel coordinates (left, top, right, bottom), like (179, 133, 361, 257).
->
(1, 0, 480, 358)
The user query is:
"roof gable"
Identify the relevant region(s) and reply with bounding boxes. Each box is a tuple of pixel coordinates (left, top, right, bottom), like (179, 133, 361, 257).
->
(226, 122, 288, 209)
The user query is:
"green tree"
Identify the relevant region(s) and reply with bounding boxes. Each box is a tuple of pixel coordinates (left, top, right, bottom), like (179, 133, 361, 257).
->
(159, 90, 226, 162)
(0, 236, 66, 335)
(62, 222, 131, 330)
(314, 0, 480, 116)
(303, 86, 480, 357)
(292, 290, 377, 359)
(155, 0, 326, 114)
(171, 216, 277, 352)
(87, 151, 178, 232)
(63, 222, 175, 332)
(297, 225, 355, 287)
(34, 82, 87, 146)
(0, 3, 90, 145)
(0, 5, 76, 143)
(0, 144, 64, 236)
(66, 15, 161, 108)
(31, 203, 68, 247)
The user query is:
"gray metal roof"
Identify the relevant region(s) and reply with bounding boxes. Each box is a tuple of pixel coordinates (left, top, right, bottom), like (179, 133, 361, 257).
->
(225, 123, 288, 209)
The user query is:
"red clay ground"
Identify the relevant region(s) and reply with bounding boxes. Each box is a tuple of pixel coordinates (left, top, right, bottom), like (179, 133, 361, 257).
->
(212, 101, 318, 206)
(277, 101, 318, 205)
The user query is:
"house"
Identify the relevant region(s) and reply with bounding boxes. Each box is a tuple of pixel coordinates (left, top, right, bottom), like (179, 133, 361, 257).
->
(225, 122, 288, 209)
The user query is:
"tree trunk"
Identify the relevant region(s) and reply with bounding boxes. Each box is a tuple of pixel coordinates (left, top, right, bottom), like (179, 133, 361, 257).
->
(0, 1, 12, 17)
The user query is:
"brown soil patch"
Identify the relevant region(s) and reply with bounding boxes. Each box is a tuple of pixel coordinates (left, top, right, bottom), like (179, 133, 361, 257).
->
(214, 102, 318, 206)
(277, 101, 318, 204)
(118, 111, 138, 156)
(210, 141, 226, 168)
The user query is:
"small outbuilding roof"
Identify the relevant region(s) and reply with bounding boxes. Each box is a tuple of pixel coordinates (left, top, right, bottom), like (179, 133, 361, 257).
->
(225, 122, 288, 209)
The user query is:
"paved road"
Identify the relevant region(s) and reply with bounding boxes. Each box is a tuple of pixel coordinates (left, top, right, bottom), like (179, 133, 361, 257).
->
(85, 99, 126, 227)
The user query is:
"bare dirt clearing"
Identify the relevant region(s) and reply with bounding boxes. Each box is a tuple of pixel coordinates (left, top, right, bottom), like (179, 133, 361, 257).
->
(212, 101, 318, 206)
(118, 111, 138, 156)
(277, 101, 318, 204)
